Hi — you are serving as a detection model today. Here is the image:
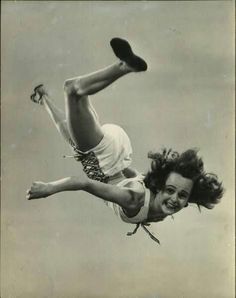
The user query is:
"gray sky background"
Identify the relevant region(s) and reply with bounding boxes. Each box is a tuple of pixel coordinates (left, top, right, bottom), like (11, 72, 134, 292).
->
(1, 1, 235, 298)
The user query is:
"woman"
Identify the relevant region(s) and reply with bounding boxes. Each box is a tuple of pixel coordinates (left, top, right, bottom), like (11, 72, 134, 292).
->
(27, 38, 223, 243)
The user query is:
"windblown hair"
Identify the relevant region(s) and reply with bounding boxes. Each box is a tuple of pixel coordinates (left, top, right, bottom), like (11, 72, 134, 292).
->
(143, 148, 224, 209)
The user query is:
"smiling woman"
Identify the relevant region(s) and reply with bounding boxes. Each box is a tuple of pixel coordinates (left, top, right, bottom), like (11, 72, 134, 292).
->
(145, 149, 224, 211)
(27, 38, 224, 243)
(156, 172, 193, 216)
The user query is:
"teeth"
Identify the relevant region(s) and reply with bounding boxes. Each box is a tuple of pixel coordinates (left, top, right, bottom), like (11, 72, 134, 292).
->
(166, 202, 175, 209)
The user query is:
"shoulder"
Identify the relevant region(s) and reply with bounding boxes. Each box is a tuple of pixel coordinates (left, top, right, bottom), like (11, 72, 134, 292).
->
(122, 180, 146, 215)
(123, 180, 145, 197)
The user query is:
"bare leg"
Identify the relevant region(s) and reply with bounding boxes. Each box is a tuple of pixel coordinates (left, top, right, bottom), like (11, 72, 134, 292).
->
(41, 95, 75, 147)
(32, 38, 147, 153)
(31, 63, 134, 152)
(64, 61, 133, 152)
(65, 61, 131, 97)
(30, 85, 100, 148)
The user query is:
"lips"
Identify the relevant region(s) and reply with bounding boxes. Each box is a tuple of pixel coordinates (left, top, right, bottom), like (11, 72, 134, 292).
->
(166, 201, 178, 209)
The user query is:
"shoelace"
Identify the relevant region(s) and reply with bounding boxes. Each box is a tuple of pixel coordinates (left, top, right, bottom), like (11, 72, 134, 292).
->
(127, 223, 160, 245)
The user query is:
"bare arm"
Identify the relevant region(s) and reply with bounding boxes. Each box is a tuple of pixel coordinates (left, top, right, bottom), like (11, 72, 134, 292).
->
(27, 175, 144, 211)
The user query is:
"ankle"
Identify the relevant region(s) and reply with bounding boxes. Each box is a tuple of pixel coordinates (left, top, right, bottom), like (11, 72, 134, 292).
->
(118, 61, 133, 73)
(41, 94, 50, 105)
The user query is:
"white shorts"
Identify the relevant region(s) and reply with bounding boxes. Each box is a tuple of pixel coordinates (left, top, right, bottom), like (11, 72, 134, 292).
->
(76, 124, 133, 178)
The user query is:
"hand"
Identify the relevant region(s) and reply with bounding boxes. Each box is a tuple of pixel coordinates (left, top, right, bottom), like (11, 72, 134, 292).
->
(26, 181, 53, 200)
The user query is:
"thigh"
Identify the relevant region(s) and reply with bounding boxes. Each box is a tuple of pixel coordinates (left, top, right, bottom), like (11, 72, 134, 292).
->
(65, 93, 104, 152)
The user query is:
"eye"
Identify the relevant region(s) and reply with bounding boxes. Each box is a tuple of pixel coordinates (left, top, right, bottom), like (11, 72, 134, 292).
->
(179, 193, 188, 200)
(165, 188, 175, 195)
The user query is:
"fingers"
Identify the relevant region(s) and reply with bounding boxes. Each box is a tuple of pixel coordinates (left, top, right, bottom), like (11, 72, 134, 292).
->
(26, 184, 36, 200)
(26, 181, 45, 200)
(26, 188, 31, 199)
(26, 188, 33, 200)
(26, 192, 38, 200)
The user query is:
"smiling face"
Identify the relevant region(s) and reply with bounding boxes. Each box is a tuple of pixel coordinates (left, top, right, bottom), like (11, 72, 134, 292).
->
(156, 172, 194, 216)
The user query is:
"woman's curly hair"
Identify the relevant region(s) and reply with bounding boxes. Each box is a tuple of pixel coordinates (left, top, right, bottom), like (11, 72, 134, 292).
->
(143, 148, 224, 209)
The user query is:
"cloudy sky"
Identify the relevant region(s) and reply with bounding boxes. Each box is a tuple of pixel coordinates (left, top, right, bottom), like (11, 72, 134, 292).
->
(1, 1, 234, 298)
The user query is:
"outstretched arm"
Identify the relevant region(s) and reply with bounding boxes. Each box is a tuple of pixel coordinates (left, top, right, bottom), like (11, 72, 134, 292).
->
(27, 174, 144, 211)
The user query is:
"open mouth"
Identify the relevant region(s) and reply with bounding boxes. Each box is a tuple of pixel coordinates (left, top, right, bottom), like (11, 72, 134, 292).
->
(165, 201, 178, 210)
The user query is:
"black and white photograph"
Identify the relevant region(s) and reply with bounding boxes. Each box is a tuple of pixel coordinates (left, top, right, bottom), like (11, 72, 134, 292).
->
(1, 1, 235, 297)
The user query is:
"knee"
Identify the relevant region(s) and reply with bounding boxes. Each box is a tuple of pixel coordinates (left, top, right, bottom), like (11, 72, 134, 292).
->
(63, 77, 85, 97)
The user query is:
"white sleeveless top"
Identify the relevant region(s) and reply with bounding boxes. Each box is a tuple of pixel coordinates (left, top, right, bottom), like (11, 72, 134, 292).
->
(105, 175, 151, 224)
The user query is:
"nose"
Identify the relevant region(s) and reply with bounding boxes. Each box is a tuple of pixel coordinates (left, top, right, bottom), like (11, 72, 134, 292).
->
(170, 193, 178, 204)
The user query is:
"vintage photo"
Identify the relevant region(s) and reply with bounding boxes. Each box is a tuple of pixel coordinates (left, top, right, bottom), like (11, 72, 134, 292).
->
(1, 1, 235, 297)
